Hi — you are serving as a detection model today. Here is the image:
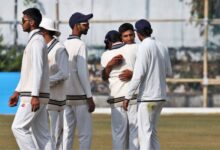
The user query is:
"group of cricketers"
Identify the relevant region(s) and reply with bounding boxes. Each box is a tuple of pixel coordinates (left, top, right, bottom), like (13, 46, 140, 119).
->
(8, 7, 172, 150)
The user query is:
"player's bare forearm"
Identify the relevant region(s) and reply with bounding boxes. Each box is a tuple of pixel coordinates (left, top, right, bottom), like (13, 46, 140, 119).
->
(31, 96, 40, 112)
(8, 91, 20, 107)
(87, 97, 95, 113)
(102, 66, 112, 81)
(102, 54, 124, 81)
(123, 99, 129, 111)
(119, 69, 133, 81)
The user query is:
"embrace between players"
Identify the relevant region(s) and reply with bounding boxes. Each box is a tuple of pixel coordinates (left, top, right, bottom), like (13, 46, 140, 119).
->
(9, 7, 172, 150)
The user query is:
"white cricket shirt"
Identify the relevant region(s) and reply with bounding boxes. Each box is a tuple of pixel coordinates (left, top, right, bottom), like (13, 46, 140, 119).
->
(101, 43, 138, 98)
(15, 29, 49, 102)
(47, 38, 69, 110)
(64, 35, 92, 105)
(125, 37, 172, 101)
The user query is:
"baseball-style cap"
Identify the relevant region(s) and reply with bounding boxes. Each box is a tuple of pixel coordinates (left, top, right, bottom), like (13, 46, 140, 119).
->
(69, 12, 93, 28)
(135, 19, 152, 33)
(39, 17, 61, 36)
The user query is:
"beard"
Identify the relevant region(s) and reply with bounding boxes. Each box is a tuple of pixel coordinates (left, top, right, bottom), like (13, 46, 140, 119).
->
(22, 26, 30, 32)
(81, 29, 88, 35)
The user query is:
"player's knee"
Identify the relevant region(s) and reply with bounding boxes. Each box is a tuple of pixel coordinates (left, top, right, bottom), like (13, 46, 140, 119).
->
(11, 123, 18, 135)
(79, 133, 92, 143)
(11, 122, 24, 136)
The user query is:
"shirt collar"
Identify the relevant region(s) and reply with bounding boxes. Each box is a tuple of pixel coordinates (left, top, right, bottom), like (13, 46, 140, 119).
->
(111, 42, 125, 50)
(67, 35, 81, 40)
(143, 36, 155, 42)
(47, 38, 59, 54)
(47, 38, 56, 48)
(28, 29, 40, 40)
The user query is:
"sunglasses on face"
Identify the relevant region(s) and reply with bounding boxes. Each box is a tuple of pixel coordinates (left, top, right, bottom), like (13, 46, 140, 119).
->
(22, 18, 31, 24)
(80, 22, 89, 27)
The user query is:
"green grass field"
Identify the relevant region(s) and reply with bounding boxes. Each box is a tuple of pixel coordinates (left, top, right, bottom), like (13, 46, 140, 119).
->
(0, 114, 220, 150)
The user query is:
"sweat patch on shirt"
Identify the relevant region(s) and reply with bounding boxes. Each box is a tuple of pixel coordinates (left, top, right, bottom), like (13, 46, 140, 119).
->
(146, 102, 157, 112)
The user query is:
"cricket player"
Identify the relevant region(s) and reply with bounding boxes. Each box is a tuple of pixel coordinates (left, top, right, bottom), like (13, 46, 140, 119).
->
(118, 23, 139, 149)
(101, 30, 139, 150)
(123, 19, 172, 150)
(63, 12, 95, 150)
(39, 17, 69, 150)
(117, 23, 136, 82)
(8, 8, 52, 150)
(119, 22, 136, 44)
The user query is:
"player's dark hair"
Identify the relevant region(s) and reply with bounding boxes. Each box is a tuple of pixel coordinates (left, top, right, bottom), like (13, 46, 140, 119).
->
(118, 23, 134, 34)
(105, 30, 121, 43)
(138, 29, 153, 37)
(23, 8, 42, 27)
(48, 31, 56, 37)
(104, 30, 121, 49)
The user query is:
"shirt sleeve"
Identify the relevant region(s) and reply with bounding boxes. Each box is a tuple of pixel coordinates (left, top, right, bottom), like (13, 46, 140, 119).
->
(31, 39, 45, 96)
(100, 52, 107, 67)
(15, 79, 21, 92)
(125, 43, 149, 99)
(100, 52, 111, 81)
(76, 44, 92, 98)
(50, 48, 69, 87)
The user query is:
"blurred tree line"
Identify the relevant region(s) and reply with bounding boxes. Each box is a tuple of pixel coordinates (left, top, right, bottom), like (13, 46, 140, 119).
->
(191, 0, 220, 36)
(0, 0, 40, 72)
(191, 0, 220, 19)
(0, 34, 23, 71)
(0, 0, 220, 73)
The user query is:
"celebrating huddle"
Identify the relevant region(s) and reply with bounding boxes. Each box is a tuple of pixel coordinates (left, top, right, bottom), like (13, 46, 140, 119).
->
(8, 7, 172, 150)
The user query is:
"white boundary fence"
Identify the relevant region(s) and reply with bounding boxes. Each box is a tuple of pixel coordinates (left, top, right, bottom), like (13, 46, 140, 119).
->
(94, 108, 220, 115)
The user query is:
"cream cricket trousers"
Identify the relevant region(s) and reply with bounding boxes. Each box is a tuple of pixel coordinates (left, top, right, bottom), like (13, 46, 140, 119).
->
(48, 110, 63, 150)
(11, 102, 52, 150)
(127, 104, 139, 150)
(111, 105, 139, 150)
(138, 101, 165, 150)
(63, 104, 92, 150)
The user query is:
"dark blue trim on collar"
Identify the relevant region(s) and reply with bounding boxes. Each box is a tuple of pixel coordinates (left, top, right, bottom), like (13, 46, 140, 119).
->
(47, 39, 59, 54)
(67, 35, 80, 40)
(111, 43, 125, 50)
